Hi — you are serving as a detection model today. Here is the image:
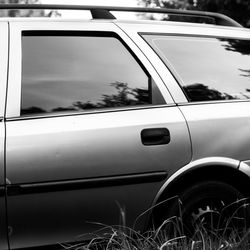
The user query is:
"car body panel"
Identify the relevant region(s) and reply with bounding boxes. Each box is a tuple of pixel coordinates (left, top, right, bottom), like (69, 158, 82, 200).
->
(179, 102, 250, 161)
(0, 187, 8, 250)
(7, 182, 163, 248)
(0, 22, 8, 185)
(6, 107, 191, 249)
(0, 22, 8, 119)
(6, 107, 191, 184)
(0, 22, 9, 250)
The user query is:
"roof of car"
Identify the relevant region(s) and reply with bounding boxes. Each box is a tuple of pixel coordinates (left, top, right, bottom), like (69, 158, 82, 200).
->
(0, 17, 248, 39)
(0, 4, 249, 39)
(0, 4, 244, 27)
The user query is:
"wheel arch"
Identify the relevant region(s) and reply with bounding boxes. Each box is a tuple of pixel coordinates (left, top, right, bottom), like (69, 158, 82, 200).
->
(153, 157, 250, 207)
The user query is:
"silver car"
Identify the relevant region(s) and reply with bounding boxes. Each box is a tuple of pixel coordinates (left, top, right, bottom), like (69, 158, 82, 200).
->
(0, 4, 250, 250)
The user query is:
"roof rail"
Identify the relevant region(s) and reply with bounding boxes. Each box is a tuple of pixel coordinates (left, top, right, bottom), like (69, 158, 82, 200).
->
(0, 4, 242, 27)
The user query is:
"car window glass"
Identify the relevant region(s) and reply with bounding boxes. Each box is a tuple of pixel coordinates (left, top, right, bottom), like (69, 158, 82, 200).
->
(143, 35, 250, 102)
(21, 32, 165, 116)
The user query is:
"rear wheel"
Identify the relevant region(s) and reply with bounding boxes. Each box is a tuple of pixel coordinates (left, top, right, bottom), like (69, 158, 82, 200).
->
(154, 180, 249, 238)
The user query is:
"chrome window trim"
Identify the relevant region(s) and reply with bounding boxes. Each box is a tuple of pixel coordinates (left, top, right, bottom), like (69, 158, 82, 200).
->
(177, 99, 250, 106)
(6, 21, 174, 119)
(5, 104, 176, 122)
(140, 32, 250, 41)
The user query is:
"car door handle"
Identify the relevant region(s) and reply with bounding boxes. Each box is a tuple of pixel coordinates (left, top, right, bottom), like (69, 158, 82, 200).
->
(141, 128, 170, 146)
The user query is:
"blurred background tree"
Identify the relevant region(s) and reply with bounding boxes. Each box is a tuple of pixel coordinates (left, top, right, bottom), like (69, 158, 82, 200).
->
(0, 0, 60, 17)
(138, 0, 250, 27)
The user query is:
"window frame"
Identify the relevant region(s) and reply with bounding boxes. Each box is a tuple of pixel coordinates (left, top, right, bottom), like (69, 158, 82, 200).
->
(6, 21, 173, 119)
(21, 30, 156, 116)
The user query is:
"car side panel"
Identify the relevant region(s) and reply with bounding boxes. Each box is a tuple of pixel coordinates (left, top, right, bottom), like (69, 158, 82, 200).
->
(6, 107, 191, 249)
(6, 108, 190, 183)
(0, 122, 8, 250)
(0, 22, 10, 250)
(179, 102, 250, 161)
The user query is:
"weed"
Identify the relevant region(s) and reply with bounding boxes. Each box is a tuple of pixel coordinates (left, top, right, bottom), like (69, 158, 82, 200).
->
(61, 198, 250, 250)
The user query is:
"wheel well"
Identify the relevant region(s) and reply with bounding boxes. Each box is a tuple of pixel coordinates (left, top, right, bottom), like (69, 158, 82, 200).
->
(148, 165, 250, 231)
(157, 165, 250, 204)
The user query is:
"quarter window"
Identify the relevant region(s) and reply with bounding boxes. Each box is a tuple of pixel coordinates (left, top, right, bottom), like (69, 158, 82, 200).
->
(21, 31, 164, 116)
(143, 35, 250, 102)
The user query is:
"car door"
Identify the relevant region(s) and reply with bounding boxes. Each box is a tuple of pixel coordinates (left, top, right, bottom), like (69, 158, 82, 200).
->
(5, 21, 191, 249)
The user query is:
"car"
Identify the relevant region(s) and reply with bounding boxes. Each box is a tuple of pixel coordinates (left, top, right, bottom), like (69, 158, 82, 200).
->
(0, 3, 249, 250)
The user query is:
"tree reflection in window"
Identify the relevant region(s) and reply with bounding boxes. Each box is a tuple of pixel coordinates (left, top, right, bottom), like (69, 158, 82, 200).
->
(183, 83, 233, 102)
(183, 83, 250, 102)
(239, 69, 250, 77)
(21, 81, 150, 115)
(221, 39, 250, 81)
(221, 39, 250, 56)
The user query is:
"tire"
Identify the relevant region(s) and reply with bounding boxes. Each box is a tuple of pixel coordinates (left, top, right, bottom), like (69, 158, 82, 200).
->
(154, 180, 249, 237)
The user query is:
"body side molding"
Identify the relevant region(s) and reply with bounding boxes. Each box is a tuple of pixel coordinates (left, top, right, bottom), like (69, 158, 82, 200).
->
(7, 171, 168, 196)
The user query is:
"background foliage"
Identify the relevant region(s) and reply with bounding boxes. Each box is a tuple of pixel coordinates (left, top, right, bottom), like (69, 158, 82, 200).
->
(138, 0, 250, 27)
(0, 0, 59, 17)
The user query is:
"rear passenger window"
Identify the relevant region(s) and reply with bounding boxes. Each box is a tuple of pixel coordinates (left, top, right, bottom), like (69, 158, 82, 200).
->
(143, 35, 250, 102)
(21, 31, 165, 116)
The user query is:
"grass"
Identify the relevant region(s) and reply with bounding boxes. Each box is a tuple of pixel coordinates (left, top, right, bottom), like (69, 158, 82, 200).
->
(60, 198, 250, 250)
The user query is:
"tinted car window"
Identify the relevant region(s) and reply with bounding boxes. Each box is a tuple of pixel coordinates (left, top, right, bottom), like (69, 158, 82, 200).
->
(143, 35, 250, 102)
(21, 32, 164, 116)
